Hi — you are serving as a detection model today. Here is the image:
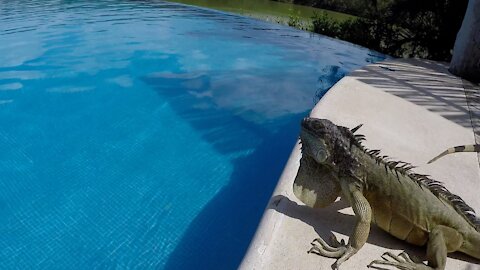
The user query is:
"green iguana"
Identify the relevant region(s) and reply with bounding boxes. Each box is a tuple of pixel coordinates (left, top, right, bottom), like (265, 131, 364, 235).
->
(428, 144, 480, 164)
(293, 117, 480, 270)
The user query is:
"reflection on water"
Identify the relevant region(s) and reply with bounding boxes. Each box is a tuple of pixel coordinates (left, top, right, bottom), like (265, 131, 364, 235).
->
(0, 0, 384, 269)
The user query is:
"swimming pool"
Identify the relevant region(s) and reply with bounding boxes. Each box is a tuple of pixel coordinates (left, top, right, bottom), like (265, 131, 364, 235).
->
(0, 1, 384, 269)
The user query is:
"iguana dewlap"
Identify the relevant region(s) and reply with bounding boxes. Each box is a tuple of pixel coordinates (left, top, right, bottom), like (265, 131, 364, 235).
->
(293, 117, 480, 270)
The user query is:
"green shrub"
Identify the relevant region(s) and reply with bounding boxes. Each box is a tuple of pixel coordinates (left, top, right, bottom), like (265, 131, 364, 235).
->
(311, 0, 468, 61)
(288, 11, 302, 28)
(312, 12, 341, 37)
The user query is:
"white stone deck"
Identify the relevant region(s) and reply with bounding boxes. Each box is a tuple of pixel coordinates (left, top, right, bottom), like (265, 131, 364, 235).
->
(240, 59, 480, 270)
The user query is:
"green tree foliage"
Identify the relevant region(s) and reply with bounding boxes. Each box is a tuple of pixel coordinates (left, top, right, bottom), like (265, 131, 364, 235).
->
(290, 0, 381, 17)
(310, 0, 468, 60)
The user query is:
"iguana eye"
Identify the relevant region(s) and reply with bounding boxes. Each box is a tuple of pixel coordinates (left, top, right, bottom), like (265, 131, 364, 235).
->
(311, 121, 323, 132)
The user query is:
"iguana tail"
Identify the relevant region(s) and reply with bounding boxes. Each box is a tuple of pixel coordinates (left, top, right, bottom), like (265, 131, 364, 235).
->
(428, 144, 480, 164)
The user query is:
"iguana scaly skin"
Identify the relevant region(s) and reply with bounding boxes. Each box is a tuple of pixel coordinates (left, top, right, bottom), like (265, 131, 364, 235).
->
(293, 117, 480, 270)
(428, 144, 480, 164)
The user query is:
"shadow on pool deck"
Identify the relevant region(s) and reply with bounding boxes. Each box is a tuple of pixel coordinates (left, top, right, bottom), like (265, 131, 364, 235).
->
(350, 59, 480, 166)
(351, 59, 475, 131)
(267, 195, 480, 266)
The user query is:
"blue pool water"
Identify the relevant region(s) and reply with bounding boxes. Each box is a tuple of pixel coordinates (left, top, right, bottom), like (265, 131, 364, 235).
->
(0, 1, 384, 269)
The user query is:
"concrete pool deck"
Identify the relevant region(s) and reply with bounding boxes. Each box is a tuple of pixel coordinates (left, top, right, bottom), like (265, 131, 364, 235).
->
(240, 59, 480, 270)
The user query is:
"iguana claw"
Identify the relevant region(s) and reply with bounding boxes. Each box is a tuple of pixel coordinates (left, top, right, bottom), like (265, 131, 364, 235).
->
(309, 237, 346, 256)
(307, 235, 357, 269)
(368, 251, 431, 270)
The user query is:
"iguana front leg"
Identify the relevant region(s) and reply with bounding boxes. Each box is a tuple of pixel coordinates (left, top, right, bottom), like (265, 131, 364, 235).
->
(368, 225, 464, 270)
(309, 178, 372, 269)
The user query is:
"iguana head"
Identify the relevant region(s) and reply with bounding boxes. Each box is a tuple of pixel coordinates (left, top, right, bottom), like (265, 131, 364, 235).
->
(300, 117, 361, 176)
(300, 117, 338, 166)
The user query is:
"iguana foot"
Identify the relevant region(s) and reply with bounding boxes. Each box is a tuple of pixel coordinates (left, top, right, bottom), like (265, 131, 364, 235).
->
(307, 235, 357, 269)
(308, 236, 346, 257)
(368, 252, 432, 270)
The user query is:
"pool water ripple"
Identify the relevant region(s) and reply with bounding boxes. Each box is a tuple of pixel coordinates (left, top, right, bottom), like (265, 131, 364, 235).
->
(0, 0, 384, 269)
